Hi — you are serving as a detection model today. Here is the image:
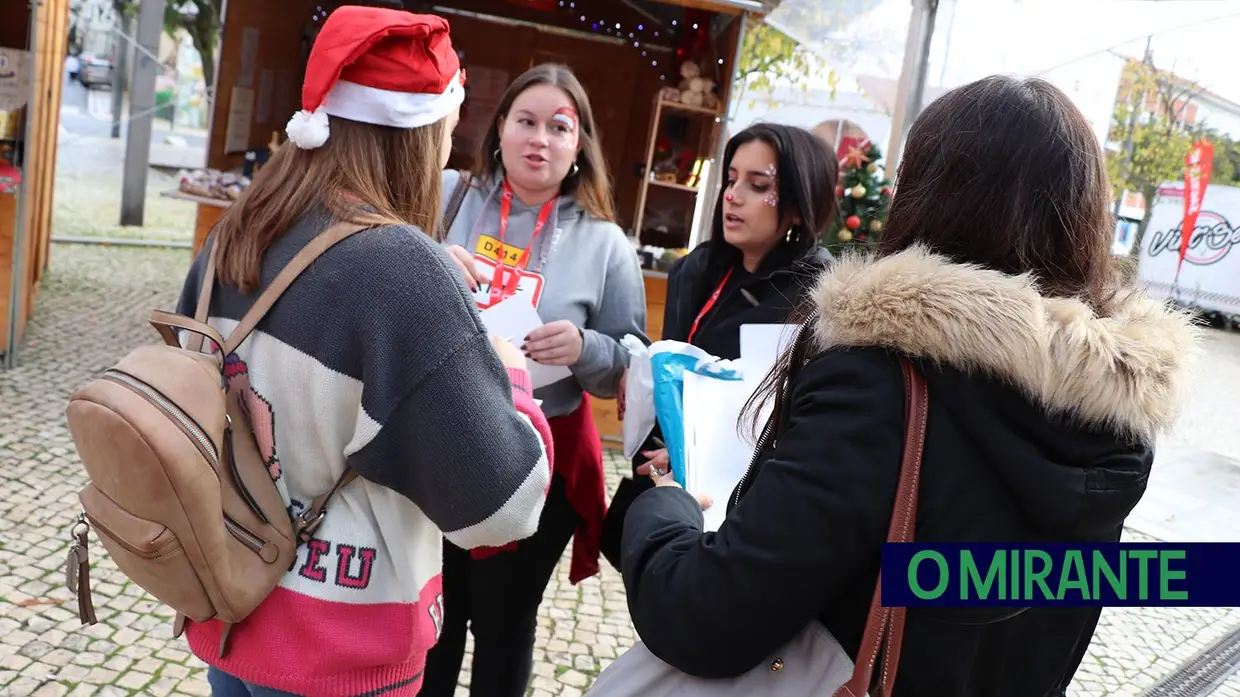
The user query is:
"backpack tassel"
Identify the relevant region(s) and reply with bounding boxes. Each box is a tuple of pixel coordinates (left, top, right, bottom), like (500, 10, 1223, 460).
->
(65, 513, 97, 625)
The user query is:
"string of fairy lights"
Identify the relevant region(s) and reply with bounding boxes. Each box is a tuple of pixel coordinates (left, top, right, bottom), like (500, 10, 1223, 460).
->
(307, 3, 723, 83)
(552, 0, 719, 81)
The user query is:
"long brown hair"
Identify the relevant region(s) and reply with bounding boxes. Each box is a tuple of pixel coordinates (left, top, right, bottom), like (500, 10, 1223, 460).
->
(475, 63, 615, 222)
(741, 75, 1119, 435)
(212, 115, 448, 293)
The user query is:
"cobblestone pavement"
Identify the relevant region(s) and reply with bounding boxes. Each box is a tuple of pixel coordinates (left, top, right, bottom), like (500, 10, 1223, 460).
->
(2, 244, 1240, 697)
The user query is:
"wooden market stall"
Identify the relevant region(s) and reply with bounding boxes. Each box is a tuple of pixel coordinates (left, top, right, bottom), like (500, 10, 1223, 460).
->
(177, 0, 761, 442)
(1, 0, 70, 367)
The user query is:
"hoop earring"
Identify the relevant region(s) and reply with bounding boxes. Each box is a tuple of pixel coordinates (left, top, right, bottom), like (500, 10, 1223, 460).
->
(493, 148, 502, 164)
(569, 161, 580, 177)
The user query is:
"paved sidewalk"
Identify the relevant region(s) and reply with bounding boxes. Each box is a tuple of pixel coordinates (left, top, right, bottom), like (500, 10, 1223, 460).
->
(2, 244, 1239, 697)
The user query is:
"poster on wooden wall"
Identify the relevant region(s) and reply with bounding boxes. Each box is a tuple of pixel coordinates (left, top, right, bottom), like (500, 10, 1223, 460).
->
(238, 27, 260, 88)
(0, 48, 30, 112)
(225, 86, 255, 153)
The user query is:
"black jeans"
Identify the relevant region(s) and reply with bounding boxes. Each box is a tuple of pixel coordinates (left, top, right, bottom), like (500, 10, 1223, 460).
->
(419, 473, 580, 697)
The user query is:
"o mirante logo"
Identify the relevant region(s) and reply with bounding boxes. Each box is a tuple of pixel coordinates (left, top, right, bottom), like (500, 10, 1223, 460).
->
(882, 543, 1237, 608)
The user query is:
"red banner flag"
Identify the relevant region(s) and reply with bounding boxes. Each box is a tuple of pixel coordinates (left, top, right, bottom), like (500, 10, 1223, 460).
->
(1178, 140, 1214, 276)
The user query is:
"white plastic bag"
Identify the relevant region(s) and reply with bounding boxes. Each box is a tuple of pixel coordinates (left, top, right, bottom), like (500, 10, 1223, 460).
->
(621, 335, 655, 459)
(621, 337, 722, 460)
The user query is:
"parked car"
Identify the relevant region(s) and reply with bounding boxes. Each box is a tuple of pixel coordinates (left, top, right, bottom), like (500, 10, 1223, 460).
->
(77, 54, 113, 88)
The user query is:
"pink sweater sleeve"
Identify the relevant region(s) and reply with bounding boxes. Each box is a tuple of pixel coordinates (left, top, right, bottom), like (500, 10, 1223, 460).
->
(506, 367, 554, 475)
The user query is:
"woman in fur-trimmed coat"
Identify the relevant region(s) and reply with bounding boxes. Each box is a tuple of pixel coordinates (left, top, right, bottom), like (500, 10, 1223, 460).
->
(618, 76, 1201, 697)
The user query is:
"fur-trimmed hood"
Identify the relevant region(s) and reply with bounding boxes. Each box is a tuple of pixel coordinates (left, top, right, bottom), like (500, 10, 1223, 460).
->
(811, 245, 1201, 445)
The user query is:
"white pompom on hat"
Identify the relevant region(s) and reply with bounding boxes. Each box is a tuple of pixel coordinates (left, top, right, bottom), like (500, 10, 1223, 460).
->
(286, 6, 466, 150)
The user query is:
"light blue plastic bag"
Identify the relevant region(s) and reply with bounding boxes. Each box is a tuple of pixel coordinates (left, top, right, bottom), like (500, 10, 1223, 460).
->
(649, 341, 742, 487)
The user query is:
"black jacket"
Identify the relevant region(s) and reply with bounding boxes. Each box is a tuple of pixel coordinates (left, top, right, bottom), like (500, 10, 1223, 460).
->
(661, 242, 833, 359)
(621, 245, 1199, 696)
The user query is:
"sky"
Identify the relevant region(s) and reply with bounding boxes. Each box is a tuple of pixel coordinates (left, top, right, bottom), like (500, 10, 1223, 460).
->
(769, 0, 1240, 103)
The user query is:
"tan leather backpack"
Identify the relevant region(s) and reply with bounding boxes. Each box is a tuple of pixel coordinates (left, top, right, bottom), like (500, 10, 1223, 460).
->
(64, 222, 367, 658)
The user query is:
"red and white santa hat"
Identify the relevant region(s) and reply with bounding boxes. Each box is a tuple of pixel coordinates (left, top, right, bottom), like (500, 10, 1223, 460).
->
(285, 6, 465, 150)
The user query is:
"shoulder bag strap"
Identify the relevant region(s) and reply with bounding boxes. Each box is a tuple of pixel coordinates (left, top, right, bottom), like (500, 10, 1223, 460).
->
(220, 221, 370, 355)
(761, 313, 928, 697)
(186, 237, 221, 353)
(187, 221, 370, 353)
(834, 357, 929, 697)
(437, 171, 472, 242)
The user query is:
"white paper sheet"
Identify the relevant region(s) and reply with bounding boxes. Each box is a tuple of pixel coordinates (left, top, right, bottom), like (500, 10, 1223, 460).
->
(682, 373, 769, 532)
(739, 323, 799, 378)
(478, 297, 573, 390)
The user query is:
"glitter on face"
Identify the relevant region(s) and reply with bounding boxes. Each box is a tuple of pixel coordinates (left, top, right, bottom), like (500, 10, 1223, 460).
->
(761, 163, 779, 207)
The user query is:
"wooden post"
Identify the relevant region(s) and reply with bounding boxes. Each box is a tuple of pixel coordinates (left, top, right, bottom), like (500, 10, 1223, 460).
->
(119, 0, 165, 227)
(886, 0, 939, 170)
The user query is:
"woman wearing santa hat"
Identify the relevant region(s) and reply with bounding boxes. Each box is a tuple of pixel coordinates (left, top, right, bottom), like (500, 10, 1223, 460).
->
(420, 63, 646, 697)
(173, 7, 553, 697)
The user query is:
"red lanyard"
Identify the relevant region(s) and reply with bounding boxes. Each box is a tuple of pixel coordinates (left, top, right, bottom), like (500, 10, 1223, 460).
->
(492, 178, 557, 305)
(687, 266, 734, 344)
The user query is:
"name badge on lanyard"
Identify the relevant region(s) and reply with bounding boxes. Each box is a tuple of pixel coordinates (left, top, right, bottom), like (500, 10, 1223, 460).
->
(473, 178, 555, 310)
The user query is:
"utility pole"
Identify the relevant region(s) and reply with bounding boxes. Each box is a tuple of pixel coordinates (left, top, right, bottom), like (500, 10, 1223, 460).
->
(119, 0, 165, 226)
(1112, 35, 1154, 228)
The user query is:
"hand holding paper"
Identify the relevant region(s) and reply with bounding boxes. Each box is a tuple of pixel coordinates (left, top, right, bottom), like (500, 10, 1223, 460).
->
(524, 320, 583, 366)
(478, 298, 573, 389)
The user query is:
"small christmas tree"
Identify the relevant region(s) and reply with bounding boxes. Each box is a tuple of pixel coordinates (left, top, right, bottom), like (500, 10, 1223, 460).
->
(825, 140, 893, 253)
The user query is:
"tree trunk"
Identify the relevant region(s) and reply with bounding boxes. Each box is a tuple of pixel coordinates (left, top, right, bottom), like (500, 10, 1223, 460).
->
(1127, 184, 1158, 261)
(188, 3, 218, 98)
(190, 27, 214, 96)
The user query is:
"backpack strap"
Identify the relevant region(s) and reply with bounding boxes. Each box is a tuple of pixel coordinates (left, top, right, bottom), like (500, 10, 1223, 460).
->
(186, 221, 370, 354)
(295, 468, 360, 544)
(437, 171, 471, 242)
(220, 221, 370, 354)
(185, 237, 221, 353)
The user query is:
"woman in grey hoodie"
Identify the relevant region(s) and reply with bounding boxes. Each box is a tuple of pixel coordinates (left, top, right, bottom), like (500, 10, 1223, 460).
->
(419, 63, 646, 697)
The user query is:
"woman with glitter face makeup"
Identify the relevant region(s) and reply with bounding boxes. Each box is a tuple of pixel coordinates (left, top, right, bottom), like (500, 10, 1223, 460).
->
(600, 123, 839, 571)
(421, 63, 646, 697)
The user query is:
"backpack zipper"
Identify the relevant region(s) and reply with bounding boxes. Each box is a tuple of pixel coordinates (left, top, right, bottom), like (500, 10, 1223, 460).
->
(83, 511, 180, 560)
(101, 369, 219, 469)
(223, 515, 266, 554)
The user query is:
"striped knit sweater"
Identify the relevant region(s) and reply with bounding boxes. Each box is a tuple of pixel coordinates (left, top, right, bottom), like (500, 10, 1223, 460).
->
(174, 211, 553, 697)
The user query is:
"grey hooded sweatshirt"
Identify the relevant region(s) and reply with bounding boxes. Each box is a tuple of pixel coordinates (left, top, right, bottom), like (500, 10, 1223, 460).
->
(440, 170, 647, 419)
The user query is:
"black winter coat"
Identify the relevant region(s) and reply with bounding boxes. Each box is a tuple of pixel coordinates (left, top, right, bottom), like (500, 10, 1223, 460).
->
(621, 245, 1199, 696)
